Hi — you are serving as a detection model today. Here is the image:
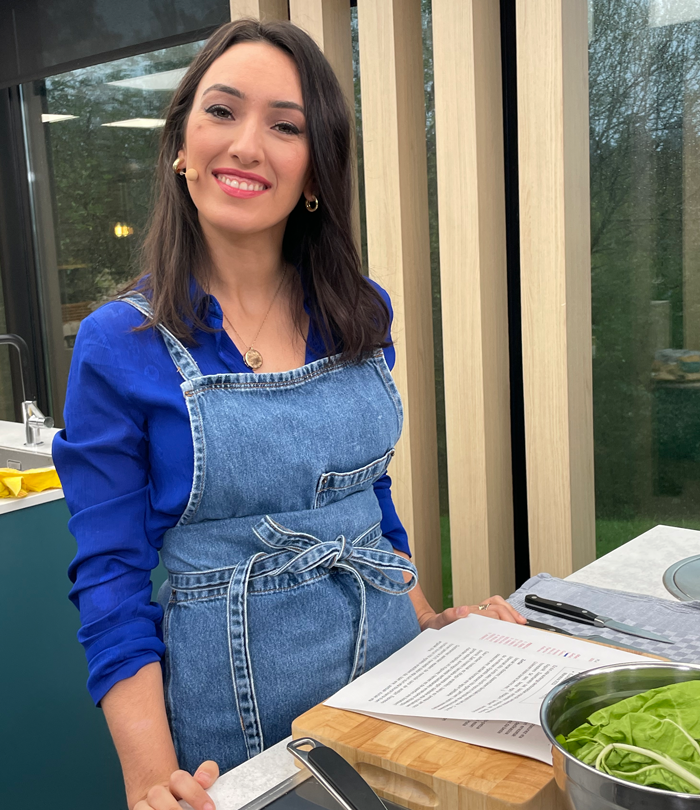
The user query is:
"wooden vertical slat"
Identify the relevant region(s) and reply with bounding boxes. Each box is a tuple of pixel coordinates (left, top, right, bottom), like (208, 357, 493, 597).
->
(288, 0, 352, 92)
(357, 0, 442, 609)
(229, 0, 288, 20)
(516, 0, 596, 577)
(288, 0, 361, 249)
(432, 0, 514, 606)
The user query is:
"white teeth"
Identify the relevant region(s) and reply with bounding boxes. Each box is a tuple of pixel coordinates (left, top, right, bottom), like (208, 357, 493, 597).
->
(217, 174, 265, 191)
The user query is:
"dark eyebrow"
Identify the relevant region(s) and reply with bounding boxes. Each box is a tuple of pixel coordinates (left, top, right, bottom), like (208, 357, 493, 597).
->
(202, 84, 244, 99)
(270, 100, 305, 115)
(202, 84, 304, 115)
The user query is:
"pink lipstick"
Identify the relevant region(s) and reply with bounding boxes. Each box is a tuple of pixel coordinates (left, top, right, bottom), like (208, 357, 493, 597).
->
(212, 168, 270, 199)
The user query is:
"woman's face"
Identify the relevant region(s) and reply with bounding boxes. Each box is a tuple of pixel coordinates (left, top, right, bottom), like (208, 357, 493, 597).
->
(178, 41, 313, 239)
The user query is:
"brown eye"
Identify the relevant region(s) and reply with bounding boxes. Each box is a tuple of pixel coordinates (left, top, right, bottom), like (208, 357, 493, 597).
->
(274, 121, 301, 135)
(205, 104, 233, 120)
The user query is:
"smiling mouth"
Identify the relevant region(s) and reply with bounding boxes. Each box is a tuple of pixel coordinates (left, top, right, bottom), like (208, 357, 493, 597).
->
(214, 173, 268, 192)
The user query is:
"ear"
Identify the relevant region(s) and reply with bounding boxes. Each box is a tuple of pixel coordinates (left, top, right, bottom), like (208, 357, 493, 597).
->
(303, 171, 316, 202)
(177, 145, 187, 163)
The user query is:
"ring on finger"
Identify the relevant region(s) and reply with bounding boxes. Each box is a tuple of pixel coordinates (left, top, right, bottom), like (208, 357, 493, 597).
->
(478, 603, 491, 611)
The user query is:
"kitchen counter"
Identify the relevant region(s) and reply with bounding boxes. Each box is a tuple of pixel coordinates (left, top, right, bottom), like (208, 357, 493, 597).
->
(3, 485, 127, 809)
(566, 523, 700, 600)
(186, 738, 300, 810)
(0, 419, 63, 514)
(194, 524, 700, 810)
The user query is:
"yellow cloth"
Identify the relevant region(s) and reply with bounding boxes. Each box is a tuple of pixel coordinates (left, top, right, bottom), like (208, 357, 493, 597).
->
(0, 466, 61, 498)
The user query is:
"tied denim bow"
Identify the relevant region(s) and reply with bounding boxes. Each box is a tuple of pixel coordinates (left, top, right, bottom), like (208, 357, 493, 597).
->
(251, 516, 418, 680)
(225, 516, 419, 760)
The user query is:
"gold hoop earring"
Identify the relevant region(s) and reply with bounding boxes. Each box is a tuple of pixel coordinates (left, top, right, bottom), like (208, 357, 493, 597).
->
(305, 195, 319, 212)
(173, 157, 185, 176)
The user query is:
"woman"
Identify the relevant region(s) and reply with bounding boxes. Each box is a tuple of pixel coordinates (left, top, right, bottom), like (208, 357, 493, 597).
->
(54, 19, 525, 810)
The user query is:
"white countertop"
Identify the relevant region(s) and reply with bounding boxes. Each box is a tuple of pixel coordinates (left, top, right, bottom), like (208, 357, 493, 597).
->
(183, 738, 299, 810)
(566, 524, 700, 600)
(0, 420, 63, 515)
(195, 524, 700, 809)
(0, 487, 65, 516)
(0, 418, 60, 452)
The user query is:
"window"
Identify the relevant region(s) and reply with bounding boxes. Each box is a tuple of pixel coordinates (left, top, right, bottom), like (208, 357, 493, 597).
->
(589, 0, 700, 553)
(21, 40, 205, 419)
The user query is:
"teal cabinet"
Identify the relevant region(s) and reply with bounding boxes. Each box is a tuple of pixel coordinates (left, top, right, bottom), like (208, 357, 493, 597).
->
(2, 500, 126, 808)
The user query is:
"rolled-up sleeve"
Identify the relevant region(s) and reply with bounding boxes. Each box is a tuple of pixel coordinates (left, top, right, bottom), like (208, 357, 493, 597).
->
(53, 314, 165, 705)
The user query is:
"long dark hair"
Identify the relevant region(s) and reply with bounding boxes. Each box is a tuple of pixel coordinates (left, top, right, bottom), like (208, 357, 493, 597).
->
(124, 18, 390, 359)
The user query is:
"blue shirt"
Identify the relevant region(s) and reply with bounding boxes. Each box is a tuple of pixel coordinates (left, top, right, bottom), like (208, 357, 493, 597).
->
(53, 279, 410, 705)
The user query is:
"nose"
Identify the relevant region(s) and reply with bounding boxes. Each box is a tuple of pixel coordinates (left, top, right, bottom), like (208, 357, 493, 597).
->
(228, 116, 264, 167)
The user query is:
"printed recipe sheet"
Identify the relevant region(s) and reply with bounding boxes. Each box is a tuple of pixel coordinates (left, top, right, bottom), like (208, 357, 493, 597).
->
(325, 614, 651, 763)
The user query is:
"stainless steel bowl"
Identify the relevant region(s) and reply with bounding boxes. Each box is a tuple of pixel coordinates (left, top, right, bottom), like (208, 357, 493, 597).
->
(540, 662, 700, 810)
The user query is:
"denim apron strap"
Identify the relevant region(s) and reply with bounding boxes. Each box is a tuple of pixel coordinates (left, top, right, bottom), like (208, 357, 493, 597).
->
(251, 517, 418, 681)
(227, 555, 266, 759)
(119, 292, 203, 382)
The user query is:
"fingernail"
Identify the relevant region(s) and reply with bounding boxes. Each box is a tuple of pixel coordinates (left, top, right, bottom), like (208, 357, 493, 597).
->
(204, 803, 214, 810)
(457, 606, 470, 617)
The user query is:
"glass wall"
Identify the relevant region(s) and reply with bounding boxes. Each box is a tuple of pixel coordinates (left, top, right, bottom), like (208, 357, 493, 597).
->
(21, 39, 204, 420)
(589, 0, 700, 554)
(0, 276, 15, 420)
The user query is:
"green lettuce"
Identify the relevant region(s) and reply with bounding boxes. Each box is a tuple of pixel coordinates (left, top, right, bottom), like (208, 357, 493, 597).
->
(556, 680, 700, 794)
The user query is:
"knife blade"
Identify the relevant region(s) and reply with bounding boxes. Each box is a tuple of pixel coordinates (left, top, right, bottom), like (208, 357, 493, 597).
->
(526, 618, 653, 653)
(524, 594, 673, 644)
(526, 618, 653, 654)
(525, 619, 574, 635)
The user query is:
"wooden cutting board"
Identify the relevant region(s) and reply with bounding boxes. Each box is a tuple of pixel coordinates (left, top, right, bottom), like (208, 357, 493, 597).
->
(291, 639, 668, 810)
(292, 704, 563, 810)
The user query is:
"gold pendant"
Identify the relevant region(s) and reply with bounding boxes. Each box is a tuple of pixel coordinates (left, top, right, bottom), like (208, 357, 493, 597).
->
(244, 348, 263, 370)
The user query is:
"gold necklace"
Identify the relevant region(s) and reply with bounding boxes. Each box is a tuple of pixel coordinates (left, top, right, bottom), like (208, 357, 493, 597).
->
(221, 264, 289, 371)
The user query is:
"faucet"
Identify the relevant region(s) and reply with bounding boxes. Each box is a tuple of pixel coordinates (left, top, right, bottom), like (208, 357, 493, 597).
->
(0, 334, 54, 446)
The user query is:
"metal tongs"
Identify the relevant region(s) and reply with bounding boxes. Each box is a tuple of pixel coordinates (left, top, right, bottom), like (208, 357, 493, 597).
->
(287, 738, 387, 810)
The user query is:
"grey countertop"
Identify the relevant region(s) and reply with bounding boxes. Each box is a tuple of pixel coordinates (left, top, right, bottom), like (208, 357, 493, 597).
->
(187, 524, 700, 810)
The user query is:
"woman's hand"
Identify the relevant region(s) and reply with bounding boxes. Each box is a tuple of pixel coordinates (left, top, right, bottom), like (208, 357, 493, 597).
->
(132, 761, 219, 810)
(416, 594, 526, 631)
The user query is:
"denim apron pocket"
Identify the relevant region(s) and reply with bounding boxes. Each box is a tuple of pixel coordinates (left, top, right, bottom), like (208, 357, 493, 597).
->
(314, 449, 395, 509)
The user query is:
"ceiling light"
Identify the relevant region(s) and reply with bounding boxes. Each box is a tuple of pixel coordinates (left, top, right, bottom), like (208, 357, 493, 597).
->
(42, 114, 78, 123)
(114, 222, 134, 238)
(107, 67, 188, 91)
(101, 118, 166, 128)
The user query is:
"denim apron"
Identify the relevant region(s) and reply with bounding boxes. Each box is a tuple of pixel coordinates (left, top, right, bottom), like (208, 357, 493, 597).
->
(122, 294, 421, 774)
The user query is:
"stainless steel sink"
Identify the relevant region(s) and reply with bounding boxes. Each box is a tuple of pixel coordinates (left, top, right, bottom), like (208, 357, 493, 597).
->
(1, 447, 54, 471)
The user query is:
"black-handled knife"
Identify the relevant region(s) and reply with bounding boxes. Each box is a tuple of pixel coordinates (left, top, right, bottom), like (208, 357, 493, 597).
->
(524, 594, 673, 644)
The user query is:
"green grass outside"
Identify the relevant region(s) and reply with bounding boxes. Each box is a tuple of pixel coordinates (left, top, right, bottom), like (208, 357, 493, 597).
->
(438, 514, 700, 610)
(596, 517, 700, 557)
(441, 514, 452, 608)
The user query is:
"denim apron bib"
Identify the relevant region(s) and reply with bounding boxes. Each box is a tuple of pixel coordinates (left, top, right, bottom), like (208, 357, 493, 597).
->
(122, 294, 421, 773)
